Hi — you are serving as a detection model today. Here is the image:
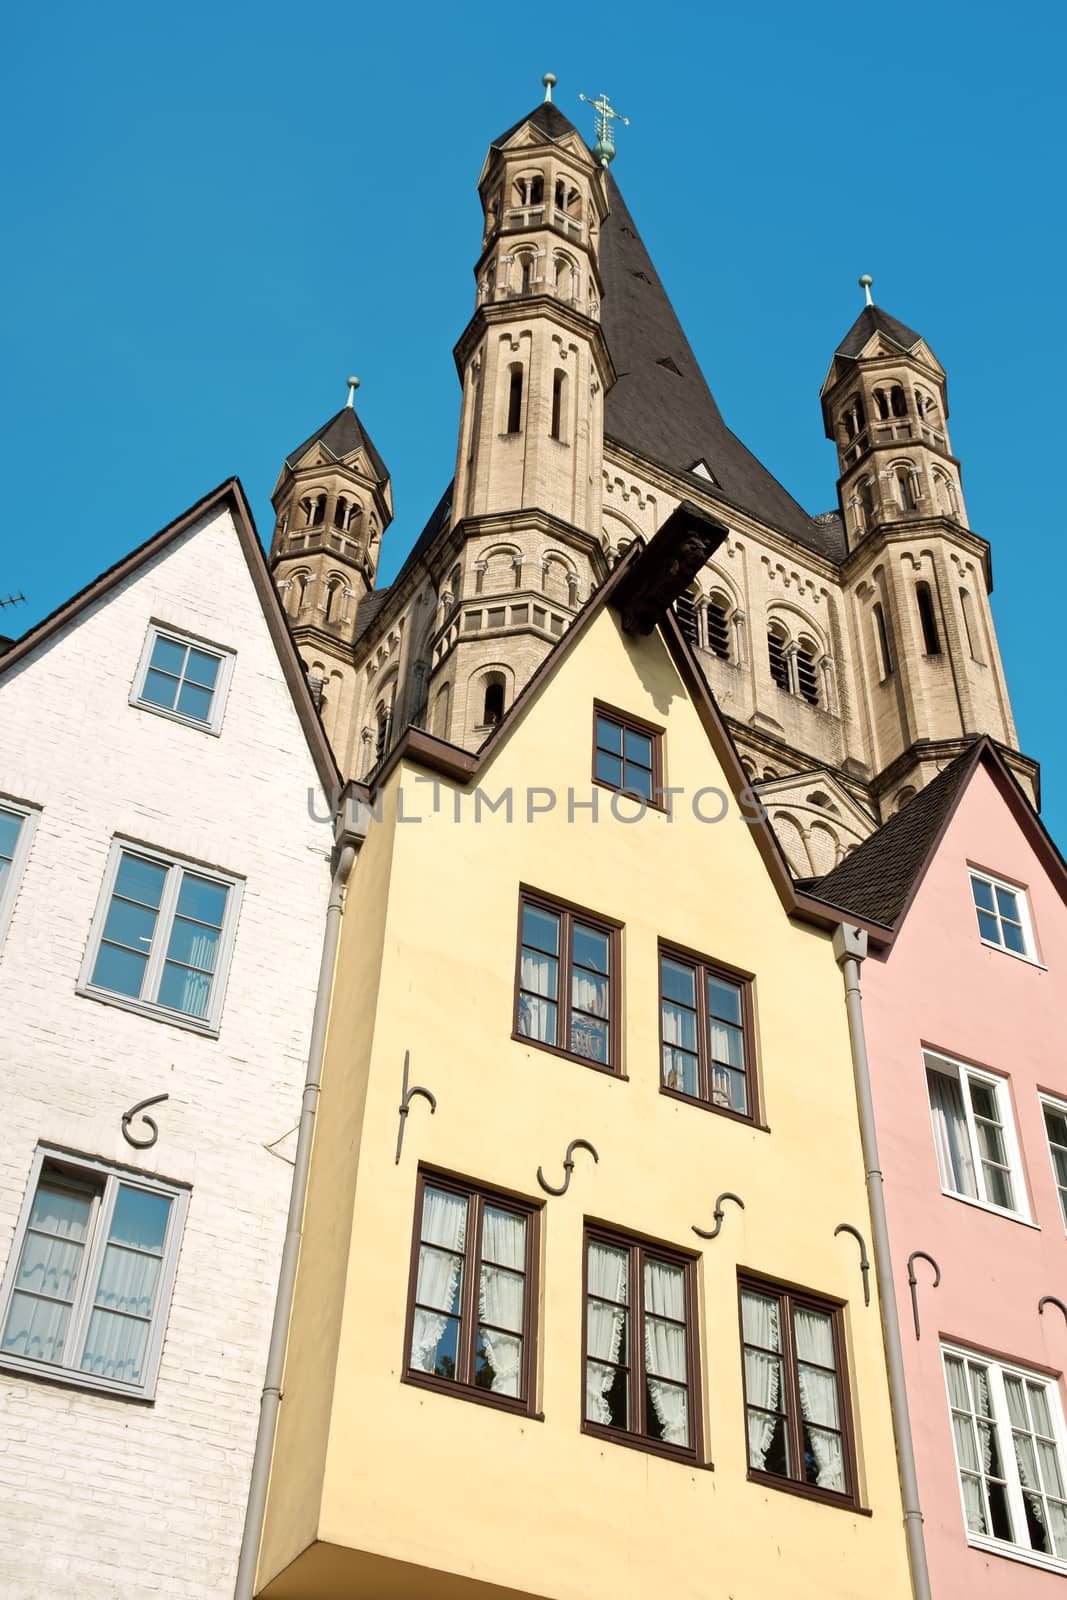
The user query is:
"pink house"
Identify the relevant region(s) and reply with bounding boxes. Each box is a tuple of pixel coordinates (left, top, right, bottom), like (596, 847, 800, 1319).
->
(818, 739, 1067, 1594)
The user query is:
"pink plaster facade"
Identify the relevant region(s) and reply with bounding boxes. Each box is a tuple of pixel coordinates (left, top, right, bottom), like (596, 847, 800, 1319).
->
(862, 758, 1067, 1595)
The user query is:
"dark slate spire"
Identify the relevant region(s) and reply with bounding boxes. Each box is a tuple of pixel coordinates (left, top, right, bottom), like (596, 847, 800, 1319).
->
(598, 174, 841, 558)
(834, 304, 923, 361)
(285, 404, 389, 485)
(491, 99, 582, 149)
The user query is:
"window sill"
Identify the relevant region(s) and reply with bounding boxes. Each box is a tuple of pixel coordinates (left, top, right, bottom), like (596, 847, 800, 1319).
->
(582, 1419, 711, 1469)
(939, 1188, 1038, 1229)
(130, 699, 222, 738)
(659, 1083, 766, 1131)
(967, 1533, 1067, 1577)
(591, 778, 670, 816)
(746, 1468, 868, 1514)
(402, 1370, 542, 1421)
(76, 984, 221, 1038)
(0, 1352, 156, 1403)
(511, 1031, 625, 1079)
(978, 937, 1045, 970)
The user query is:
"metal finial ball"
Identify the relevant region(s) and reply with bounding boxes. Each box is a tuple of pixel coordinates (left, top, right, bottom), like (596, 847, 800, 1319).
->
(858, 274, 874, 289)
(346, 375, 360, 390)
(542, 72, 557, 87)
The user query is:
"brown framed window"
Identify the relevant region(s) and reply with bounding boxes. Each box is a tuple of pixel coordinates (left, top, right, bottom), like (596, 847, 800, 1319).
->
(514, 892, 620, 1072)
(739, 1276, 857, 1506)
(404, 1172, 539, 1415)
(659, 945, 755, 1121)
(583, 1224, 702, 1464)
(593, 704, 662, 803)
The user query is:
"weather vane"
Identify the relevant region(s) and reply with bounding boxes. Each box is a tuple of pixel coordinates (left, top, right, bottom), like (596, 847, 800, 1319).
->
(579, 91, 630, 167)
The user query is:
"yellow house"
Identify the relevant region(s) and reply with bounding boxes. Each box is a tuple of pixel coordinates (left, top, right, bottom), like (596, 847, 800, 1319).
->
(253, 513, 912, 1599)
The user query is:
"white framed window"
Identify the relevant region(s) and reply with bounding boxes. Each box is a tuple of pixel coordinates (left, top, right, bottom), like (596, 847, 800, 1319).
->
(970, 869, 1036, 960)
(130, 623, 234, 735)
(1040, 1095, 1067, 1231)
(943, 1344, 1067, 1574)
(78, 840, 242, 1035)
(925, 1051, 1028, 1219)
(0, 1147, 188, 1399)
(0, 798, 39, 952)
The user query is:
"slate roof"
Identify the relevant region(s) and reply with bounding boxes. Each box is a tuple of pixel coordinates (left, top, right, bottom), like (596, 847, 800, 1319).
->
(834, 304, 923, 361)
(492, 100, 580, 150)
(352, 590, 391, 644)
(285, 405, 389, 484)
(810, 743, 985, 925)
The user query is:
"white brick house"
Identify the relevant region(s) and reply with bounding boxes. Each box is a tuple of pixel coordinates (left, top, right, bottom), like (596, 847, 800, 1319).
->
(0, 482, 338, 1599)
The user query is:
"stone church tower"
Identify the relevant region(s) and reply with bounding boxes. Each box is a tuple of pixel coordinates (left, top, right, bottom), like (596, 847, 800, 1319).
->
(267, 83, 1036, 874)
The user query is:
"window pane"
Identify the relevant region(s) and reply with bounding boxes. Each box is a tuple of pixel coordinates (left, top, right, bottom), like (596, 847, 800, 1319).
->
(623, 728, 652, 768)
(158, 963, 211, 1018)
(711, 1064, 747, 1114)
(971, 876, 995, 912)
(141, 668, 179, 710)
(481, 1206, 525, 1270)
(927, 1067, 978, 1197)
(114, 853, 167, 908)
(742, 1290, 781, 1351)
(518, 995, 556, 1043)
(572, 968, 608, 1019)
(709, 1018, 744, 1070)
(594, 716, 622, 756)
(184, 649, 220, 689)
(572, 923, 608, 974)
(476, 1328, 522, 1396)
(595, 750, 623, 788)
(622, 763, 653, 801)
(662, 1001, 697, 1054)
(175, 875, 228, 928)
(707, 976, 742, 1026)
(1002, 921, 1026, 955)
(92, 942, 149, 999)
(520, 949, 557, 1002)
(994, 885, 1020, 921)
(101, 894, 159, 954)
(587, 1360, 628, 1428)
(521, 904, 559, 956)
(748, 1407, 789, 1475)
(804, 1425, 845, 1490)
(1, 1293, 71, 1363)
(150, 636, 187, 676)
(421, 1187, 468, 1252)
(176, 681, 214, 722)
(165, 916, 220, 974)
(94, 1247, 161, 1319)
(976, 908, 1001, 942)
(983, 1164, 1015, 1210)
(570, 1013, 608, 1063)
(415, 1246, 464, 1314)
(662, 1044, 698, 1096)
(646, 1377, 689, 1446)
(109, 1187, 171, 1254)
(644, 1258, 685, 1322)
(81, 1309, 150, 1385)
(0, 808, 24, 861)
(660, 958, 696, 1008)
(479, 1265, 524, 1333)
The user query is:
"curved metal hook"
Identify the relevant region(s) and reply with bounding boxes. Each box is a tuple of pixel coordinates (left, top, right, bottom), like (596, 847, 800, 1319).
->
(692, 1191, 745, 1241)
(1039, 1296, 1067, 1325)
(834, 1223, 871, 1306)
(906, 1250, 941, 1341)
(395, 1050, 437, 1164)
(537, 1138, 599, 1197)
(121, 1093, 169, 1151)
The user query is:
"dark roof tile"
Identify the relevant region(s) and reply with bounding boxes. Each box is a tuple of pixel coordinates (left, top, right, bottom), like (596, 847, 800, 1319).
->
(285, 405, 389, 484)
(492, 100, 581, 150)
(835, 304, 923, 361)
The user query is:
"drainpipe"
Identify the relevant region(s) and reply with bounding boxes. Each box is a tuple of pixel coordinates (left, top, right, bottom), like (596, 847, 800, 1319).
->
(833, 924, 931, 1600)
(234, 793, 367, 1600)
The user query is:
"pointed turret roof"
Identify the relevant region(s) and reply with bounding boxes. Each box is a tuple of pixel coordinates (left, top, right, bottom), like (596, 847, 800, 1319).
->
(834, 304, 923, 361)
(285, 405, 389, 484)
(491, 100, 581, 149)
(599, 175, 842, 558)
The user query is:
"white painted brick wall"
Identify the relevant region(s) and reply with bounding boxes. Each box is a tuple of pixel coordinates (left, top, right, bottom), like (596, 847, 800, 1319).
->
(0, 506, 332, 1599)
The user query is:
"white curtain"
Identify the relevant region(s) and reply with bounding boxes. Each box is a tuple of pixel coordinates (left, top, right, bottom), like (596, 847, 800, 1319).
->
(518, 951, 555, 1042)
(1004, 1375, 1064, 1553)
(411, 1189, 467, 1372)
(742, 1291, 782, 1470)
(794, 1308, 845, 1491)
(928, 1068, 977, 1197)
(945, 1357, 987, 1533)
(81, 1308, 149, 1384)
(572, 974, 607, 1017)
(643, 1260, 689, 1446)
(478, 1208, 526, 1397)
(586, 1242, 628, 1424)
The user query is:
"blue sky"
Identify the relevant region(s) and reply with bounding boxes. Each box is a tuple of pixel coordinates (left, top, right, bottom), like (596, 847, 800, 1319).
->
(3, 1, 1063, 835)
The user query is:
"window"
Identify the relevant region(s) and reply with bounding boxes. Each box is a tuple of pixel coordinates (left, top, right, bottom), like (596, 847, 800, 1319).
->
(873, 602, 894, 678)
(660, 946, 755, 1120)
(926, 1051, 1025, 1216)
(944, 1345, 1067, 1571)
(740, 1278, 856, 1505)
(0, 799, 38, 952)
(1041, 1097, 1067, 1230)
(584, 1226, 701, 1462)
(916, 581, 941, 654)
(514, 892, 619, 1071)
(706, 599, 730, 660)
(896, 466, 916, 512)
(593, 706, 661, 803)
(970, 870, 1035, 958)
(767, 626, 790, 690)
(131, 625, 233, 735)
(79, 842, 240, 1034)
(796, 642, 819, 706)
(404, 1172, 538, 1414)
(506, 365, 523, 434)
(0, 1148, 187, 1398)
(550, 369, 566, 440)
(481, 675, 505, 727)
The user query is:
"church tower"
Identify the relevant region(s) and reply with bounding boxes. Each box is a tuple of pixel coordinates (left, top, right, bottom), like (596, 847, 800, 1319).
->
(268, 383, 392, 772)
(823, 284, 1034, 813)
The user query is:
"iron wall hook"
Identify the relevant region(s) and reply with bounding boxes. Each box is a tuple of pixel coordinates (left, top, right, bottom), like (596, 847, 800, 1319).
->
(395, 1051, 437, 1164)
(907, 1250, 941, 1341)
(1039, 1296, 1067, 1325)
(834, 1223, 871, 1306)
(692, 1191, 745, 1241)
(537, 1138, 599, 1197)
(121, 1093, 169, 1150)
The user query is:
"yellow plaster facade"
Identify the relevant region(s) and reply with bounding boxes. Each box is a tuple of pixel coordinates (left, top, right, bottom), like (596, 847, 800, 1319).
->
(256, 600, 911, 1599)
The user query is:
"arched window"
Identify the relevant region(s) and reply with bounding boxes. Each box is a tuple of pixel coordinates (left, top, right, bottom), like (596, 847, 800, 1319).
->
(890, 385, 908, 418)
(706, 596, 730, 660)
(550, 369, 566, 440)
(873, 601, 894, 678)
(916, 582, 941, 655)
(555, 255, 576, 299)
(767, 624, 790, 691)
(842, 395, 866, 438)
(303, 493, 325, 527)
(874, 389, 891, 420)
(324, 578, 344, 624)
(481, 674, 506, 727)
(673, 586, 699, 646)
(290, 572, 309, 614)
(506, 365, 523, 434)
(858, 477, 875, 531)
(513, 174, 544, 209)
(959, 588, 983, 663)
(519, 255, 533, 295)
(796, 639, 820, 706)
(334, 497, 348, 529)
(554, 179, 580, 216)
(895, 466, 915, 511)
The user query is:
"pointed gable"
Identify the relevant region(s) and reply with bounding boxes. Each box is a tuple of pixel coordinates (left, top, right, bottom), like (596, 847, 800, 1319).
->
(284, 405, 389, 484)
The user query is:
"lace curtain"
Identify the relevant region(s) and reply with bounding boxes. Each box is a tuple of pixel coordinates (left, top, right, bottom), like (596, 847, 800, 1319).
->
(411, 1188, 467, 1373)
(945, 1356, 987, 1533)
(478, 1208, 526, 1397)
(586, 1242, 628, 1424)
(794, 1308, 845, 1492)
(643, 1259, 688, 1446)
(742, 1291, 782, 1469)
